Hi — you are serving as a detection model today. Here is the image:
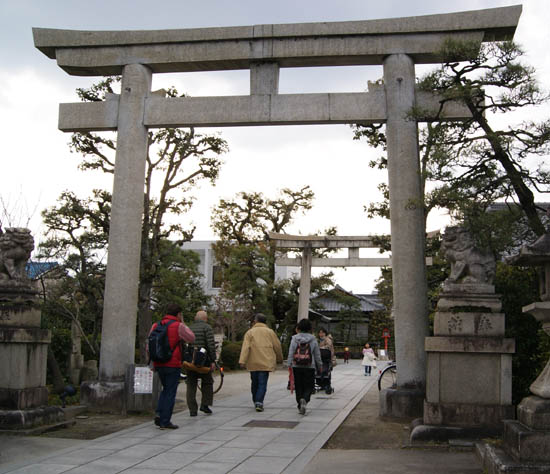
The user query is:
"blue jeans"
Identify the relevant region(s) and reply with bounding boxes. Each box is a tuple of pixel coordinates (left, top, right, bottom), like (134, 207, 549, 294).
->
(156, 367, 181, 426)
(250, 371, 269, 404)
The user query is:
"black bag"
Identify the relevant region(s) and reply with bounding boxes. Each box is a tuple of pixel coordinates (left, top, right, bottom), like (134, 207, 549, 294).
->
(184, 346, 209, 367)
(148, 320, 177, 363)
(183, 346, 211, 374)
(293, 342, 312, 366)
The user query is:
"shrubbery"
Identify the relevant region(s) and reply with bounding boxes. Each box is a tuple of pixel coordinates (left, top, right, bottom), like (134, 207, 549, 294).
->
(220, 341, 243, 370)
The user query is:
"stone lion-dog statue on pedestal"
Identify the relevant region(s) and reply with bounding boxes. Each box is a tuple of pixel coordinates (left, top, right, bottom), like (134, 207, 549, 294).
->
(441, 226, 495, 285)
(0, 227, 34, 282)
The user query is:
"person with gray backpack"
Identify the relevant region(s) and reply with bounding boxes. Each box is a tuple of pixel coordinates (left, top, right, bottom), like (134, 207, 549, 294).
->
(287, 318, 322, 415)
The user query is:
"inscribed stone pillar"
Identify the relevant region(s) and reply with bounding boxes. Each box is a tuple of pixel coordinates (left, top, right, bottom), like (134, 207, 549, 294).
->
(100, 64, 152, 382)
(381, 54, 428, 414)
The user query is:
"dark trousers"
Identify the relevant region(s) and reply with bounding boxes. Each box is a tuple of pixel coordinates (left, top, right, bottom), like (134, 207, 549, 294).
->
(186, 370, 214, 413)
(156, 366, 181, 426)
(250, 371, 269, 404)
(292, 367, 315, 405)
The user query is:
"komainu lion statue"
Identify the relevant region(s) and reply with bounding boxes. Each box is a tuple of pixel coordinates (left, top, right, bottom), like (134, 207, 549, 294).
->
(441, 226, 495, 285)
(0, 227, 34, 282)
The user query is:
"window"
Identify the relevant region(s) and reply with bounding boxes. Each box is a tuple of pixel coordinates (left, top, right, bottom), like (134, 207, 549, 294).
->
(211, 265, 223, 289)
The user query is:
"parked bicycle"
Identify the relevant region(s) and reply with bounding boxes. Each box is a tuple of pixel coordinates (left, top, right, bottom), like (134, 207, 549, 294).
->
(377, 362, 397, 391)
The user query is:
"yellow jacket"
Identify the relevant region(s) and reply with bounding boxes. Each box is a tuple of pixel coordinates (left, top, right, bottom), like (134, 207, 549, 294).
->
(239, 323, 283, 371)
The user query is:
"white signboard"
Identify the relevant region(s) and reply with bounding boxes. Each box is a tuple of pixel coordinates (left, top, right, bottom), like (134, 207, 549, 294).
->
(134, 366, 154, 394)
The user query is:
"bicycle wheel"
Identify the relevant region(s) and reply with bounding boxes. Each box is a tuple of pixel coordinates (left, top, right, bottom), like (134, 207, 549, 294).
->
(197, 363, 224, 394)
(377, 364, 397, 391)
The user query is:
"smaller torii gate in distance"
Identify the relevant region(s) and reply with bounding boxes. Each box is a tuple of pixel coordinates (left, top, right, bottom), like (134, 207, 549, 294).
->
(269, 232, 433, 321)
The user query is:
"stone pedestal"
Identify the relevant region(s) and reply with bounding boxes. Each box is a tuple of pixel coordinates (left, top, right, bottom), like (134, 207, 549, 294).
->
(0, 306, 65, 429)
(411, 285, 515, 441)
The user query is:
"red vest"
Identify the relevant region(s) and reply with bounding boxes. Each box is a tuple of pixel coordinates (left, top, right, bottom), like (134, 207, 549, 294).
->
(152, 315, 182, 368)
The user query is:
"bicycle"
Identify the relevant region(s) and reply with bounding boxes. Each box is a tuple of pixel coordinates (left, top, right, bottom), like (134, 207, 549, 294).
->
(377, 362, 397, 391)
(181, 361, 225, 394)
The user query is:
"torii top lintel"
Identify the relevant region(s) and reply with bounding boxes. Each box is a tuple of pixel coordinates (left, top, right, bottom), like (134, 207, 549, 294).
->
(33, 5, 521, 76)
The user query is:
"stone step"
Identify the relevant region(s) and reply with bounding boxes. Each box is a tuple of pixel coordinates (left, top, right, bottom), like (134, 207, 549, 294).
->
(503, 420, 550, 463)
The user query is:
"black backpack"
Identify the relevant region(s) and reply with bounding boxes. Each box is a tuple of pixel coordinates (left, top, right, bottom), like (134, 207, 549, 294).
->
(293, 341, 312, 366)
(148, 320, 177, 363)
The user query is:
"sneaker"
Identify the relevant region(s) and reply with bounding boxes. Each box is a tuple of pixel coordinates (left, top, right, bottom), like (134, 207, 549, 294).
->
(154, 416, 160, 426)
(158, 422, 179, 430)
(190, 411, 197, 417)
(200, 406, 213, 414)
(255, 403, 264, 412)
(299, 398, 307, 415)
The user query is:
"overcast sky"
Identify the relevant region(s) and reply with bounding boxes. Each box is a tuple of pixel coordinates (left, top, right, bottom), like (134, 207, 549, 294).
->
(0, 0, 548, 292)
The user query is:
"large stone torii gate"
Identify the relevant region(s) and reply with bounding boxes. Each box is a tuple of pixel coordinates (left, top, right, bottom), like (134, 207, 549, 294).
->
(33, 5, 521, 413)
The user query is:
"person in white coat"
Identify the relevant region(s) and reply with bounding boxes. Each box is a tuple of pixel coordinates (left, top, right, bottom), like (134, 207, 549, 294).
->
(361, 343, 377, 376)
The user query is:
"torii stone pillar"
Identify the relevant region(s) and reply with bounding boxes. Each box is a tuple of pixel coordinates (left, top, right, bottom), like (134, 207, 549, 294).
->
(32, 5, 520, 414)
(382, 54, 428, 414)
(81, 65, 152, 410)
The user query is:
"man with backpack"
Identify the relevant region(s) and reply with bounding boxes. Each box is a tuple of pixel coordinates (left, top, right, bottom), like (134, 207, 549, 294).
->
(239, 313, 283, 412)
(287, 318, 322, 415)
(148, 303, 195, 429)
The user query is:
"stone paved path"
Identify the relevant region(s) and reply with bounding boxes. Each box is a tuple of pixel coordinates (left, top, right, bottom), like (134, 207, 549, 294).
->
(0, 360, 377, 474)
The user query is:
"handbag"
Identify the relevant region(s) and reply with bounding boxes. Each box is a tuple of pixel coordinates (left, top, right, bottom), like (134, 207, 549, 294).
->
(183, 346, 211, 374)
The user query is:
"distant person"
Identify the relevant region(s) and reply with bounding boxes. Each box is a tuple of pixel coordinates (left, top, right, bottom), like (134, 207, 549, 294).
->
(186, 310, 217, 416)
(361, 343, 377, 376)
(287, 318, 322, 415)
(239, 313, 283, 412)
(343, 347, 351, 363)
(149, 303, 195, 429)
(318, 327, 336, 367)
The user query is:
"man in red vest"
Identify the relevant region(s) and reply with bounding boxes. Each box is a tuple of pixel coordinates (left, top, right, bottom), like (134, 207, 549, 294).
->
(151, 303, 195, 429)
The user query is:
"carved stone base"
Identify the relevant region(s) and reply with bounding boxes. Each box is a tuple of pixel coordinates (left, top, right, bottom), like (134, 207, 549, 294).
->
(0, 406, 65, 430)
(477, 442, 550, 474)
(379, 387, 424, 419)
(424, 400, 515, 429)
(518, 396, 550, 430)
(0, 387, 48, 410)
(80, 380, 126, 414)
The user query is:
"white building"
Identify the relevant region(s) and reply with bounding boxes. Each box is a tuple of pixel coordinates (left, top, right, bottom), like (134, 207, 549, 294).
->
(181, 240, 299, 297)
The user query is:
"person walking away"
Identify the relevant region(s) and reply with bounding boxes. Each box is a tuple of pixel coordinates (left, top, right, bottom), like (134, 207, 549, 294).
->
(318, 327, 336, 367)
(239, 313, 283, 412)
(343, 347, 351, 363)
(361, 343, 377, 376)
(288, 318, 322, 415)
(149, 303, 195, 429)
(317, 327, 336, 394)
(186, 310, 217, 416)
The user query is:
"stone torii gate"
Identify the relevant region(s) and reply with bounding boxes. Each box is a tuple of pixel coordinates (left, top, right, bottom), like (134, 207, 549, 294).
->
(33, 5, 521, 413)
(269, 232, 434, 321)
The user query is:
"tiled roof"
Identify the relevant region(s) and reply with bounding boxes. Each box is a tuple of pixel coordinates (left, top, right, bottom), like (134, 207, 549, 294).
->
(311, 285, 384, 313)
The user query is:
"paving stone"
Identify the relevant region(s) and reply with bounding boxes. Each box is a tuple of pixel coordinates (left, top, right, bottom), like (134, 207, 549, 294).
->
(229, 455, 292, 473)
(173, 460, 240, 473)
(200, 447, 257, 464)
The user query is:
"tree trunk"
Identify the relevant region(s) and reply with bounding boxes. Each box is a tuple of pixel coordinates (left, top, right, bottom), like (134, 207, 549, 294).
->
(47, 346, 65, 393)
